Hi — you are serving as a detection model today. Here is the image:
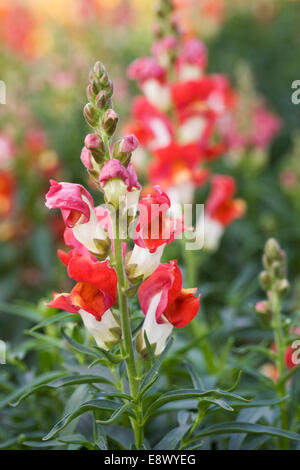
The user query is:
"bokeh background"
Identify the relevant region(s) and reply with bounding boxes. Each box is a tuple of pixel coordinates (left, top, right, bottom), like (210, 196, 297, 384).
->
(1, 0, 300, 448)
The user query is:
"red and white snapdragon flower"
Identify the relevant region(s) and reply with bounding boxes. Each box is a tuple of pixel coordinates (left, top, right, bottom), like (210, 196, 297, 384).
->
(137, 260, 200, 355)
(201, 175, 246, 250)
(45, 61, 200, 357)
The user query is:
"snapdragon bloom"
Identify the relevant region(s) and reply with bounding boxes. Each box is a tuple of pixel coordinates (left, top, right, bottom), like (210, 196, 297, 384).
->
(137, 260, 200, 355)
(45, 180, 109, 255)
(201, 175, 246, 250)
(46, 255, 120, 350)
(127, 186, 186, 280)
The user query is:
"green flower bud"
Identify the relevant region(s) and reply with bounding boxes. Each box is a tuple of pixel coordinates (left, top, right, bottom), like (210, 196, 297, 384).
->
(275, 279, 290, 295)
(83, 103, 99, 127)
(265, 238, 283, 261)
(102, 109, 118, 137)
(95, 90, 111, 110)
(93, 61, 106, 79)
(259, 271, 272, 291)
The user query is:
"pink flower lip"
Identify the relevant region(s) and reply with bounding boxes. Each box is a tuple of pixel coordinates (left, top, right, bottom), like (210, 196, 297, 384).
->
(80, 147, 93, 169)
(128, 57, 166, 84)
(99, 159, 130, 188)
(45, 180, 94, 227)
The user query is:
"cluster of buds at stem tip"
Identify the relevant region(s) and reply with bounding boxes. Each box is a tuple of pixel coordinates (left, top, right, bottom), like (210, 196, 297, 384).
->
(81, 62, 139, 200)
(153, 0, 180, 40)
(255, 238, 290, 316)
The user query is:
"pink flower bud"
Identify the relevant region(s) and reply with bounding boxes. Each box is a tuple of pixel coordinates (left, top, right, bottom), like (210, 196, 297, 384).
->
(102, 109, 118, 137)
(84, 134, 101, 149)
(80, 147, 93, 170)
(122, 134, 139, 153)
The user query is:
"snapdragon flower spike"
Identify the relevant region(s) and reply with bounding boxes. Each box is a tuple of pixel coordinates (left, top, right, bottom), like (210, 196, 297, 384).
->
(45, 180, 110, 257)
(126, 186, 186, 280)
(137, 260, 200, 356)
(201, 175, 246, 251)
(46, 255, 120, 350)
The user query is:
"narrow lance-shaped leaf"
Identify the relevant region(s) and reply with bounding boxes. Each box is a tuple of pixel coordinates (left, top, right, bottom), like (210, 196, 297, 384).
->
(43, 400, 134, 441)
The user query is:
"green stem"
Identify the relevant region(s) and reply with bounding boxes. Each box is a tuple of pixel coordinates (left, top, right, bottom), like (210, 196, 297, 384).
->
(113, 212, 144, 449)
(272, 291, 289, 450)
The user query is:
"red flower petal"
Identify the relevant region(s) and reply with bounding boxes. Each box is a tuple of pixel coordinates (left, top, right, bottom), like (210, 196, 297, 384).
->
(67, 255, 117, 311)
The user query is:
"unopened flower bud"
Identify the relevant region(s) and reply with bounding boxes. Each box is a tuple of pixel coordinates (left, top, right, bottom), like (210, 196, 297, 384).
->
(91, 78, 101, 95)
(80, 147, 93, 170)
(83, 103, 99, 127)
(271, 260, 287, 279)
(255, 300, 271, 315)
(102, 109, 118, 137)
(84, 134, 105, 163)
(106, 79, 114, 98)
(93, 61, 106, 79)
(275, 279, 290, 295)
(100, 69, 109, 87)
(259, 271, 272, 291)
(95, 90, 111, 110)
(265, 238, 283, 262)
(113, 134, 139, 166)
(86, 84, 94, 102)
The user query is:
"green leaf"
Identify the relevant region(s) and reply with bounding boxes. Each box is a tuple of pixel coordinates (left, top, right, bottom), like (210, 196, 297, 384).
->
(155, 425, 190, 450)
(61, 330, 103, 359)
(43, 400, 133, 441)
(24, 330, 65, 349)
(190, 422, 300, 443)
(30, 312, 76, 332)
(0, 371, 67, 409)
(48, 374, 116, 389)
(184, 361, 204, 389)
(144, 388, 249, 423)
(203, 398, 234, 411)
(137, 373, 159, 400)
(234, 345, 276, 360)
(0, 301, 40, 322)
(140, 337, 173, 391)
(229, 362, 275, 389)
(23, 440, 65, 448)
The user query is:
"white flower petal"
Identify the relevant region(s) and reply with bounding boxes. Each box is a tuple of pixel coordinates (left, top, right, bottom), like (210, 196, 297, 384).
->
(80, 309, 120, 350)
(141, 292, 173, 356)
